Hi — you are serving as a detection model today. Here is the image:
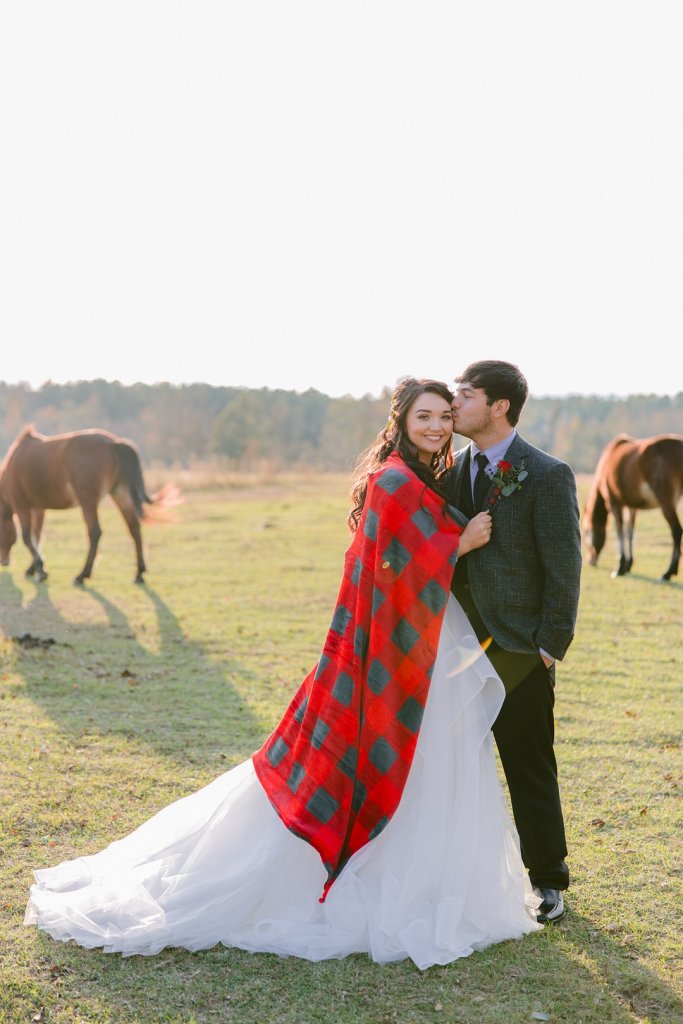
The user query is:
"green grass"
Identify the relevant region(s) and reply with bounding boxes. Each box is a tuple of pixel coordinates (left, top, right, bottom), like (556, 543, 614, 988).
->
(1, 477, 681, 1024)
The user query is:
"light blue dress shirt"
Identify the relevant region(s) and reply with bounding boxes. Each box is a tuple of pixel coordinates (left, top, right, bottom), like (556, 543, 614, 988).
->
(469, 430, 517, 497)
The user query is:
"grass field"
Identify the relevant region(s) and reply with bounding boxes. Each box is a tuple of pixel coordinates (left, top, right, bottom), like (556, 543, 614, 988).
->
(1, 476, 681, 1024)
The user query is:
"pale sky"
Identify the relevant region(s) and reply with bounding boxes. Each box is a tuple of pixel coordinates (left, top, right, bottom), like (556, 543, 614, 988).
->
(1, 2, 682, 399)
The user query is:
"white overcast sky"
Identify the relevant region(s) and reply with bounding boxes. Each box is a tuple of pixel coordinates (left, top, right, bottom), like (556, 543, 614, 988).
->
(1, 2, 682, 399)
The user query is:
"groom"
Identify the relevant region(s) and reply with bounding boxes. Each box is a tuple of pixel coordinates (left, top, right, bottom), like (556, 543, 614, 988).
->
(447, 360, 582, 924)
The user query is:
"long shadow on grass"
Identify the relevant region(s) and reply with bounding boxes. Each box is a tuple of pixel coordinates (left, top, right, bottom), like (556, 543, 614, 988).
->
(619, 572, 682, 590)
(28, 908, 683, 1024)
(586, 565, 683, 590)
(549, 909, 683, 1023)
(0, 572, 267, 766)
(8, 574, 681, 1023)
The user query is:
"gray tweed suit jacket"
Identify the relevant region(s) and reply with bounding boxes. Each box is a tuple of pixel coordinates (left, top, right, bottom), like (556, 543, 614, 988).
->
(447, 434, 582, 661)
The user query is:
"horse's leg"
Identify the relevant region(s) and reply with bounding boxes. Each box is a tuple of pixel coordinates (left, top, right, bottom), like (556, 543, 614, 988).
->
(660, 504, 682, 581)
(111, 485, 146, 584)
(74, 502, 102, 586)
(31, 508, 45, 550)
(610, 503, 629, 577)
(623, 507, 636, 573)
(18, 508, 47, 581)
(23, 507, 36, 576)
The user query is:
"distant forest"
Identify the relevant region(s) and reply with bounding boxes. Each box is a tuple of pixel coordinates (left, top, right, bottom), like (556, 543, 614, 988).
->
(1, 380, 682, 474)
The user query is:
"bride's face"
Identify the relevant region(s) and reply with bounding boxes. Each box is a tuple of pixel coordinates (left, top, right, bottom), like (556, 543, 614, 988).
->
(405, 392, 453, 465)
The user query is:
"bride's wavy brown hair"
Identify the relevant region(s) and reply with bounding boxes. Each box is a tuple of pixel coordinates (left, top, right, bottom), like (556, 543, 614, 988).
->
(347, 377, 455, 531)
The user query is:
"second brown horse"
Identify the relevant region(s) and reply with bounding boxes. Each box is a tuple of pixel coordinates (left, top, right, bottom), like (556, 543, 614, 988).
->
(0, 427, 172, 585)
(584, 433, 683, 581)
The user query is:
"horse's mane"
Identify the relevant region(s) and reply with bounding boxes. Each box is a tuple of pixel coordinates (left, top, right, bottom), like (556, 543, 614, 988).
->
(584, 477, 608, 525)
(15, 424, 36, 443)
(584, 434, 633, 523)
(0, 425, 38, 474)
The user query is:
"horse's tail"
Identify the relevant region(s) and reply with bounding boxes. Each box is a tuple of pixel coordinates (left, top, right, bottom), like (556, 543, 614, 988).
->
(114, 443, 153, 518)
(114, 442, 183, 523)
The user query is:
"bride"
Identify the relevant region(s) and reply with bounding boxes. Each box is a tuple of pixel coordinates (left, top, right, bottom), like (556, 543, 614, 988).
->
(25, 378, 540, 969)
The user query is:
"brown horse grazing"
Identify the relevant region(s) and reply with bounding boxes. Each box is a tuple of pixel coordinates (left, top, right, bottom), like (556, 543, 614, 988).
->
(0, 427, 175, 585)
(584, 433, 683, 581)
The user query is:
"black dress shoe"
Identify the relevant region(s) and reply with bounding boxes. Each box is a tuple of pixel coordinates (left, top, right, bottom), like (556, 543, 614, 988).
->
(533, 887, 565, 924)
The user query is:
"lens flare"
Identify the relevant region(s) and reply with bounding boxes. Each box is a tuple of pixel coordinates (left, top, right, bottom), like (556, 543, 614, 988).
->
(445, 636, 494, 678)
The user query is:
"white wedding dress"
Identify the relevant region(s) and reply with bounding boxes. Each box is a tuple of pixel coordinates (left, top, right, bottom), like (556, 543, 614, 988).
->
(25, 596, 540, 969)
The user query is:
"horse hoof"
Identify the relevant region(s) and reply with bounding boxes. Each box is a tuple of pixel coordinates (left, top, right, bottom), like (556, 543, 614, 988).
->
(134, 575, 145, 585)
(73, 577, 85, 588)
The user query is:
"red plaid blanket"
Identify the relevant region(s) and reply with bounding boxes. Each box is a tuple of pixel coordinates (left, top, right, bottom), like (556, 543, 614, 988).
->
(253, 454, 463, 899)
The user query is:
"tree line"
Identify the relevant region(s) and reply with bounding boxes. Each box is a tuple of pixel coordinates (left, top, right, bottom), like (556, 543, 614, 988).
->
(1, 379, 681, 474)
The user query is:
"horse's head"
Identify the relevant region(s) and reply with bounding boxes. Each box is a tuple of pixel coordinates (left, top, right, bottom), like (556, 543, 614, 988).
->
(0, 498, 16, 565)
(583, 494, 608, 566)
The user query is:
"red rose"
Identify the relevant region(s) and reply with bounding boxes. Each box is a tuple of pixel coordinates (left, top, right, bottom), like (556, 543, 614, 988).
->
(498, 460, 512, 473)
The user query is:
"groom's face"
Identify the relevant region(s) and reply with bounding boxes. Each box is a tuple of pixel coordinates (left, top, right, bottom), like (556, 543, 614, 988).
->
(451, 382, 494, 438)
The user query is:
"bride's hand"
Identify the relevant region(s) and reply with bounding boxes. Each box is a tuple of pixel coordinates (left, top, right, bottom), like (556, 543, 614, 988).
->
(459, 512, 493, 555)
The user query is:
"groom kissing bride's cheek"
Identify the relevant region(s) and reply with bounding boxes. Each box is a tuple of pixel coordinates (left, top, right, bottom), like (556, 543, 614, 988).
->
(25, 366, 581, 968)
(448, 359, 582, 924)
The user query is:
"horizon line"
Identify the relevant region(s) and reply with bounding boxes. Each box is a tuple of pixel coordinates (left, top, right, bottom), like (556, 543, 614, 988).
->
(0, 377, 681, 403)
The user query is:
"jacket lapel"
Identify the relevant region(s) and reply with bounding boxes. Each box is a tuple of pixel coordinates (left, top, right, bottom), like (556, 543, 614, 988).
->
(503, 433, 531, 468)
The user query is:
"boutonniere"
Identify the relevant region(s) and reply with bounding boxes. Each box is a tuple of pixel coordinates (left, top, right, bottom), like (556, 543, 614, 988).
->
(487, 459, 528, 509)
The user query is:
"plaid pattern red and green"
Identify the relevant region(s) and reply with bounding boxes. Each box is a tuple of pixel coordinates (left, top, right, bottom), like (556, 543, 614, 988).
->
(253, 454, 463, 900)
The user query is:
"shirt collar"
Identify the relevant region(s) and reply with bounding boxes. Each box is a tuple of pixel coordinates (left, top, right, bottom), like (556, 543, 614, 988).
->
(471, 429, 517, 465)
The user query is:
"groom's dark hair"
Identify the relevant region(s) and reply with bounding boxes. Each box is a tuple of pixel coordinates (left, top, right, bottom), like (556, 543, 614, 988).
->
(455, 360, 529, 426)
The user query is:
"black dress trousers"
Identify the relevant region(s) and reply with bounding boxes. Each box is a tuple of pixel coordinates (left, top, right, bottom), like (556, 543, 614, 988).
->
(450, 459, 569, 890)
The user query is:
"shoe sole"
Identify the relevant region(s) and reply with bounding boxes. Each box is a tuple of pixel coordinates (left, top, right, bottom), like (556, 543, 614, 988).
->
(537, 907, 566, 924)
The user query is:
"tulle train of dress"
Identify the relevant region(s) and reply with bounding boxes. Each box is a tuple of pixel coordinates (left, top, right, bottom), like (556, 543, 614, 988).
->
(25, 596, 540, 968)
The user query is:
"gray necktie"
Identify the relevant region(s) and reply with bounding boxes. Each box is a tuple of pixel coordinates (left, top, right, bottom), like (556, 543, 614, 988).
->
(472, 452, 490, 510)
